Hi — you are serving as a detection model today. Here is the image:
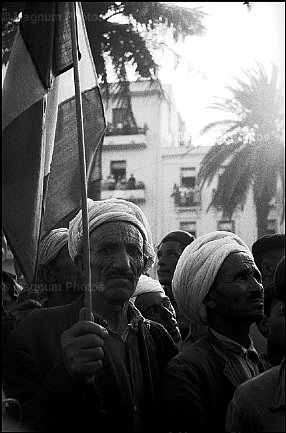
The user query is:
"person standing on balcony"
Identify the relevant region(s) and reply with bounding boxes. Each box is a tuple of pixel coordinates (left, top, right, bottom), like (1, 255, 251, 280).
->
(171, 184, 181, 206)
(115, 176, 128, 190)
(127, 174, 136, 190)
(106, 174, 116, 191)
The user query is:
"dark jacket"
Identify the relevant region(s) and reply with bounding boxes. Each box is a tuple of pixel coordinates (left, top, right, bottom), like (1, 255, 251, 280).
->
(161, 329, 268, 433)
(225, 359, 285, 432)
(3, 296, 177, 432)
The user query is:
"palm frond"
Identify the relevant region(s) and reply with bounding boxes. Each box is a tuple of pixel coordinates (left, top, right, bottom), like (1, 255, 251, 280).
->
(209, 144, 257, 217)
(201, 63, 284, 139)
(198, 139, 245, 187)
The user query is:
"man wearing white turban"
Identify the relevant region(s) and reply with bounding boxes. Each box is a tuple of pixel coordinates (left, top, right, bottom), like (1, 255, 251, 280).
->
(7, 228, 82, 328)
(36, 228, 82, 307)
(130, 274, 182, 345)
(3, 198, 177, 432)
(162, 231, 269, 433)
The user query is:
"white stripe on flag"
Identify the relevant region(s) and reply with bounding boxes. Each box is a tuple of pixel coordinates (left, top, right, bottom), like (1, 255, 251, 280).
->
(44, 77, 60, 176)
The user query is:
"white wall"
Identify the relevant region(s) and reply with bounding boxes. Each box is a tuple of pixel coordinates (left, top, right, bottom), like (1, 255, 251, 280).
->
(101, 81, 285, 255)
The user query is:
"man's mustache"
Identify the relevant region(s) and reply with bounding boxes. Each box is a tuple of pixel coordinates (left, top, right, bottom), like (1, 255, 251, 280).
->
(104, 272, 134, 280)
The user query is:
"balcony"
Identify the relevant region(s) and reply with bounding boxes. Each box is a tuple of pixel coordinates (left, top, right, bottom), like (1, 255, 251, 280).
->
(172, 185, 201, 208)
(103, 123, 148, 149)
(101, 179, 146, 204)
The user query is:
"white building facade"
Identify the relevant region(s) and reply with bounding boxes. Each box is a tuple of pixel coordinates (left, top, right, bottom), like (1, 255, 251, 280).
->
(100, 80, 285, 253)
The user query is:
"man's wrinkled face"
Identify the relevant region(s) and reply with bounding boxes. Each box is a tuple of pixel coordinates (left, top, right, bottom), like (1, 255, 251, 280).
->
(89, 221, 144, 304)
(135, 291, 181, 344)
(157, 241, 185, 286)
(51, 244, 81, 288)
(208, 252, 264, 323)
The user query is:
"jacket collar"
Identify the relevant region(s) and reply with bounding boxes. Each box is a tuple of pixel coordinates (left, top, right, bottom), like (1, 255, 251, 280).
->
(270, 358, 285, 411)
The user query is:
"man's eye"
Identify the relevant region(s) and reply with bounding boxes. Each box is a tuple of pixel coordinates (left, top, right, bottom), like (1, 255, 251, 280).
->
(236, 273, 248, 280)
(168, 253, 177, 258)
(162, 299, 172, 308)
(147, 305, 158, 316)
(127, 246, 142, 257)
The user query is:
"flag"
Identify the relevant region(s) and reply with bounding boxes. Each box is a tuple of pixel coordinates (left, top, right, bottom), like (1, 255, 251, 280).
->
(41, 2, 105, 233)
(2, 2, 106, 283)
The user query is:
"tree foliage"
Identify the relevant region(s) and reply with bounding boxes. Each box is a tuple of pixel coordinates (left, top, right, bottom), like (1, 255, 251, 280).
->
(198, 63, 285, 237)
(2, 2, 205, 122)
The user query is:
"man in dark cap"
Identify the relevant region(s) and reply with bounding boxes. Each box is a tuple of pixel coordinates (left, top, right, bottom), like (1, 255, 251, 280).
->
(252, 234, 285, 289)
(251, 234, 285, 353)
(256, 280, 285, 367)
(226, 256, 285, 432)
(157, 230, 195, 339)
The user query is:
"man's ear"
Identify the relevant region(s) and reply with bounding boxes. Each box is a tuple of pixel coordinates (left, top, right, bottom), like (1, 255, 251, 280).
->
(74, 254, 84, 274)
(203, 292, 216, 309)
(256, 316, 269, 338)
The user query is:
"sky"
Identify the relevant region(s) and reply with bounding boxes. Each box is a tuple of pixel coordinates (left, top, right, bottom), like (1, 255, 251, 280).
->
(157, 2, 285, 146)
(2, 2, 284, 147)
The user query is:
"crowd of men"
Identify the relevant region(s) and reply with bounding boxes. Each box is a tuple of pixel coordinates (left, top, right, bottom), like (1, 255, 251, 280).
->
(2, 197, 285, 432)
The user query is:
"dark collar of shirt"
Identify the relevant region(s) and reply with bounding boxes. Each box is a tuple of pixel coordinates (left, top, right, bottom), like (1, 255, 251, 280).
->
(92, 301, 144, 343)
(209, 327, 259, 362)
(208, 327, 261, 387)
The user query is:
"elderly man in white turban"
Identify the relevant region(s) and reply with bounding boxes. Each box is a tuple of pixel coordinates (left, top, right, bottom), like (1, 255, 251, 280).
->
(3, 198, 177, 433)
(130, 274, 182, 345)
(161, 230, 269, 433)
(7, 228, 82, 329)
(37, 228, 82, 307)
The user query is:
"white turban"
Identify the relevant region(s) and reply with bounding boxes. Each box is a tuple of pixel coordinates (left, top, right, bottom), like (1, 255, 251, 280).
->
(172, 231, 252, 326)
(38, 228, 69, 267)
(130, 275, 165, 304)
(68, 198, 155, 273)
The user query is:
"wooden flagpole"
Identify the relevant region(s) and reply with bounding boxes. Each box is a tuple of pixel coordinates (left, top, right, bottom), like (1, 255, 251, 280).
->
(69, 2, 92, 321)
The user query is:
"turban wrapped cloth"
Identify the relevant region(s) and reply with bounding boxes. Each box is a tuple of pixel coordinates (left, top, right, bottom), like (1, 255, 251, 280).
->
(38, 228, 68, 267)
(172, 231, 252, 326)
(68, 198, 155, 273)
(130, 275, 164, 304)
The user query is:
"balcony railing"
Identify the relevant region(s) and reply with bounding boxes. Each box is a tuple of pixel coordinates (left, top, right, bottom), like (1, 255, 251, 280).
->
(105, 123, 148, 136)
(172, 186, 201, 207)
(101, 188, 146, 204)
(101, 179, 146, 203)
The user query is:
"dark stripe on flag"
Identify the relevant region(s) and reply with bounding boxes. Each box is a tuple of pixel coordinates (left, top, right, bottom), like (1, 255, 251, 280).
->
(2, 100, 45, 282)
(20, 2, 73, 89)
(42, 86, 106, 233)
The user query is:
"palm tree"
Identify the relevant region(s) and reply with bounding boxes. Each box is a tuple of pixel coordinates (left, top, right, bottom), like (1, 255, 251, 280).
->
(197, 63, 285, 238)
